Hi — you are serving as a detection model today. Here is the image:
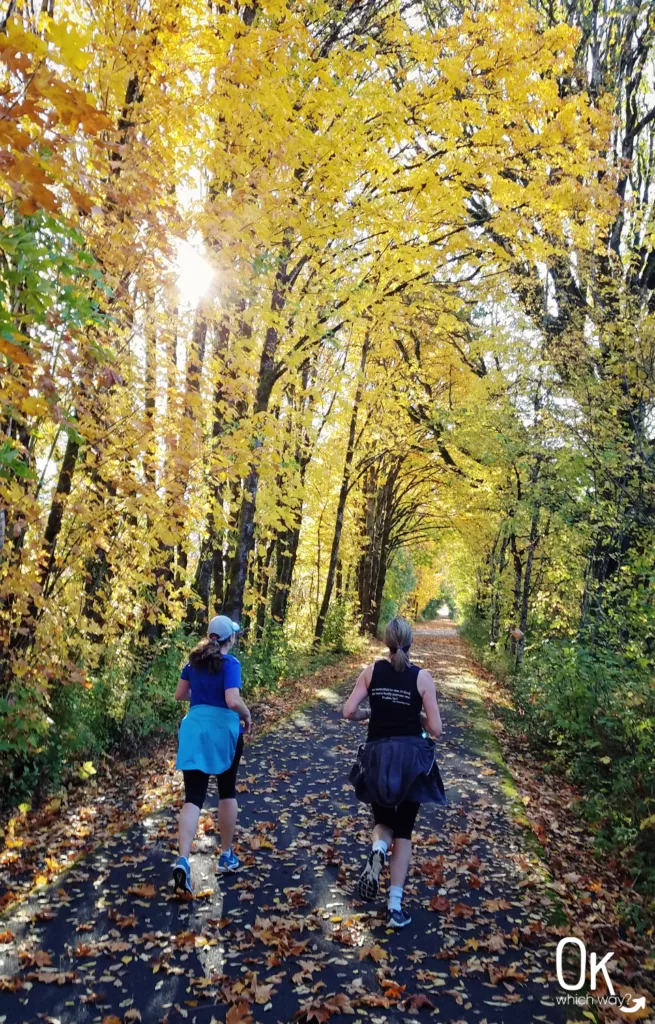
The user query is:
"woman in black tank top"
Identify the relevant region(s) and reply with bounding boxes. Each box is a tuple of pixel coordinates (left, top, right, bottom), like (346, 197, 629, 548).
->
(367, 658, 423, 742)
(343, 616, 446, 929)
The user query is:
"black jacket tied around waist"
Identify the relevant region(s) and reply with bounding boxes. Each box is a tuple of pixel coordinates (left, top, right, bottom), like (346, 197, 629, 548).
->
(349, 734, 447, 808)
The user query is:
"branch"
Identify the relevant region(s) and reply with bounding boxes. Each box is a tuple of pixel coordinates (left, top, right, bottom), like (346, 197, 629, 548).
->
(629, 103, 655, 141)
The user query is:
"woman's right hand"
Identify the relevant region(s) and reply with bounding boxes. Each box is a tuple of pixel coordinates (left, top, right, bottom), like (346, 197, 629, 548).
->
(242, 714, 252, 734)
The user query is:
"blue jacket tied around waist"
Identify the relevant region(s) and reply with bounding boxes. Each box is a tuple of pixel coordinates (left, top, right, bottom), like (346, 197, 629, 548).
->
(349, 735, 447, 807)
(175, 704, 240, 775)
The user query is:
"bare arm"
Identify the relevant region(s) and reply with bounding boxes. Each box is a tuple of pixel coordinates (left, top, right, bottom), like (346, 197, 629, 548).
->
(225, 687, 252, 734)
(342, 664, 373, 722)
(175, 677, 191, 701)
(417, 669, 442, 738)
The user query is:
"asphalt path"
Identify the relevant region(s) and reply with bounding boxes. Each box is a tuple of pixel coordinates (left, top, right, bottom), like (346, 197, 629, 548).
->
(0, 623, 567, 1024)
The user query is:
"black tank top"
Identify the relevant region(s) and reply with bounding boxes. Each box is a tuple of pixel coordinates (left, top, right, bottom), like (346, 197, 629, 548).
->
(366, 658, 422, 742)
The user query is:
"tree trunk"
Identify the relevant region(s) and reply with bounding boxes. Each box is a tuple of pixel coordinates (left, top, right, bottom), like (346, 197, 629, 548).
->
(255, 538, 275, 639)
(269, 393, 314, 626)
(39, 431, 81, 599)
(516, 506, 540, 667)
(187, 536, 212, 628)
(489, 531, 509, 643)
(224, 259, 288, 620)
(509, 533, 522, 656)
(314, 337, 368, 644)
(271, 524, 301, 625)
(357, 462, 378, 633)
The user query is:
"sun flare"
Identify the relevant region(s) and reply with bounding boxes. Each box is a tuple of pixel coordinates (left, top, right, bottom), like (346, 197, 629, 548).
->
(175, 239, 215, 306)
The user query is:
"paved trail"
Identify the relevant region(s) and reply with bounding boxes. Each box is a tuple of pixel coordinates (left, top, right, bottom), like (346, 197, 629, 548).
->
(0, 623, 567, 1024)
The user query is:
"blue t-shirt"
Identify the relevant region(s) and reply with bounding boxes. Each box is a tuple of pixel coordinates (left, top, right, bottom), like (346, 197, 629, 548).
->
(181, 654, 242, 713)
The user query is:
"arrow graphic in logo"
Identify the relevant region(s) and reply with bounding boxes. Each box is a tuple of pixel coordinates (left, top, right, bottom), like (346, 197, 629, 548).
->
(621, 996, 647, 1014)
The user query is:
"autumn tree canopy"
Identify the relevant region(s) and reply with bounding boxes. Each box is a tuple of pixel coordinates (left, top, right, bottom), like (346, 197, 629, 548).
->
(2, 0, 655, 871)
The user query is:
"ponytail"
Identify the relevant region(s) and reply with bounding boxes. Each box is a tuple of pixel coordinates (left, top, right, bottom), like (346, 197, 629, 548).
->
(391, 647, 410, 672)
(384, 616, 413, 672)
(188, 636, 224, 674)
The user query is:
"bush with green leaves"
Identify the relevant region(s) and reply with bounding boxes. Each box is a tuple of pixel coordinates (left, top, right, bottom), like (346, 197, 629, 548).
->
(320, 600, 350, 650)
(502, 639, 655, 898)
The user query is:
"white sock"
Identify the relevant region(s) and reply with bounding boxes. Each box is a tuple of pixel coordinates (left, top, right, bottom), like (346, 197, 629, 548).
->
(372, 839, 388, 857)
(388, 885, 403, 912)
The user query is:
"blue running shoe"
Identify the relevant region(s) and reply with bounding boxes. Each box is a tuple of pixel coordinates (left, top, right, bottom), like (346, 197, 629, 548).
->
(386, 906, 412, 929)
(217, 848, 240, 873)
(173, 856, 193, 895)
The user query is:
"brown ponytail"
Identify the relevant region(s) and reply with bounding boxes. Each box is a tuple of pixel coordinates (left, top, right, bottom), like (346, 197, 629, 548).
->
(188, 636, 224, 674)
(384, 616, 413, 672)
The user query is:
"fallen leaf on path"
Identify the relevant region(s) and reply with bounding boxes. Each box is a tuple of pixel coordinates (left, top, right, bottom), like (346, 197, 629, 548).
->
(482, 897, 512, 912)
(226, 1002, 253, 1024)
(400, 993, 434, 1013)
(486, 932, 507, 952)
(125, 884, 156, 898)
(358, 945, 388, 962)
(488, 965, 527, 985)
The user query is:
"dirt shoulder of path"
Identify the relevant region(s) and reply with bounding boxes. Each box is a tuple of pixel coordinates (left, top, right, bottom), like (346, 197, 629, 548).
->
(0, 643, 376, 918)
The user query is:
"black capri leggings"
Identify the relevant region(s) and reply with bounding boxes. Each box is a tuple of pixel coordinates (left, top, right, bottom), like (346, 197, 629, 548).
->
(372, 799, 420, 840)
(183, 735, 244, 809)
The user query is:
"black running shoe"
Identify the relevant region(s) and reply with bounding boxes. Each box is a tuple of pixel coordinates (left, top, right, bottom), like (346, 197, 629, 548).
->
(386, 906, 412, 929)
(356, 849, 385, 901)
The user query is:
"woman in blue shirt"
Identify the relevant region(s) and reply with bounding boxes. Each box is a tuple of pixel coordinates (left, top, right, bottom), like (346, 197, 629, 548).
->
(172, 615, 252, 895)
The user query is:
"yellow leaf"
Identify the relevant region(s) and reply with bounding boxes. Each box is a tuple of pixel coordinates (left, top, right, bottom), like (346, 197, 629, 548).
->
(21, 396, 48, 416)
(44, 16, 92, 70)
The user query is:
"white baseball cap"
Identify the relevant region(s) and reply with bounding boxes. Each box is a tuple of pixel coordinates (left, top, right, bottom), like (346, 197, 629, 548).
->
(207, 615, 241, 642)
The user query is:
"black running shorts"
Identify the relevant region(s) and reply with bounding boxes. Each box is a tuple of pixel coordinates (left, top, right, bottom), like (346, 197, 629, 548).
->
(371, 800, 420, 840)
(182, 734, 244, 808)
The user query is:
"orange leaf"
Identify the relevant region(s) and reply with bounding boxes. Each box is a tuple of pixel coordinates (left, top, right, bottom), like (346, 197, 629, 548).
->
(381, 980, 406, 999)
(126, 884, 156, 898)
(358, 944, 388, 962)
(452, 832, 470, 847)
(226, 1002, 253, 1024)
(0, 336, 33, 365)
